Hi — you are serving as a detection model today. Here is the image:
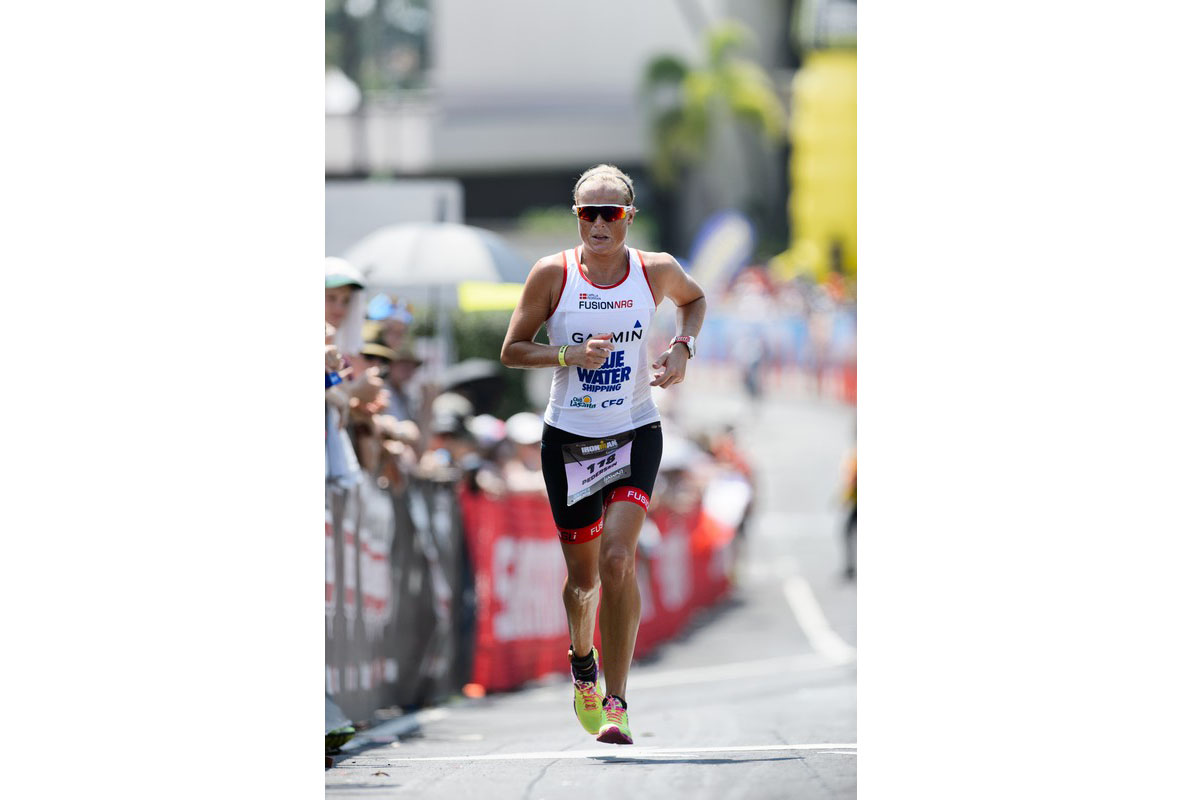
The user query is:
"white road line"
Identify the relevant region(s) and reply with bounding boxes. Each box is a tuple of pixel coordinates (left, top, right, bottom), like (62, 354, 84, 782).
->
(377, 743, 858, 762)
(781, 574, 856, 665)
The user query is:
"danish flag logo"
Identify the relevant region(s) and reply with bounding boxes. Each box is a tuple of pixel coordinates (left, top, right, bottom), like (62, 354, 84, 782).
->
(579, 293, 587, 299)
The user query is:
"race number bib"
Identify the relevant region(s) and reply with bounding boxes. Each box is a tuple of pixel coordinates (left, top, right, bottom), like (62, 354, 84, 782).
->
(562, 432, 634, 506)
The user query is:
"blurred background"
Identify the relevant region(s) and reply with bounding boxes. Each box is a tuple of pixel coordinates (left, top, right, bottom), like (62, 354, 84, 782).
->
(325, 1, 856, 790)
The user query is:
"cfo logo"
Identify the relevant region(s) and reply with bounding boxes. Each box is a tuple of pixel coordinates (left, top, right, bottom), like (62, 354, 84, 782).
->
(603, 398, 624, 407)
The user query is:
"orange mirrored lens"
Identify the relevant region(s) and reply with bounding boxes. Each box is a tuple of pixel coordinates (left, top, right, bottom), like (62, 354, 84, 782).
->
(575, 205, 628, 222)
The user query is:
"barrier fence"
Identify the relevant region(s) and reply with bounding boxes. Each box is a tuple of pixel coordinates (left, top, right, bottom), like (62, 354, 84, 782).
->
(327, 470, 747, 723)
(326, 474, 474, 722)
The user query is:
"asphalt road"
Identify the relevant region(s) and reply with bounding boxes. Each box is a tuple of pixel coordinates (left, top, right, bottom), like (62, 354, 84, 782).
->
(328, 365, 857, 799)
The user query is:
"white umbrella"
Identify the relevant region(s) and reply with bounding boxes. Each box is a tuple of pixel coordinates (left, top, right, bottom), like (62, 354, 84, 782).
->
(344, 223, 532, 368)
(344, 223, 531, 301)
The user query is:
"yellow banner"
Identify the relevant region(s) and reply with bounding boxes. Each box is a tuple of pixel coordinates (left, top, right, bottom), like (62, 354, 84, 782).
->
(773, 49, 856, 282)
(457, 281, 525, 312)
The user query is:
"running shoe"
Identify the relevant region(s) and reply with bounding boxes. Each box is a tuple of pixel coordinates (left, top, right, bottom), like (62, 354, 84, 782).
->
(596, 695, 633, 745)
(570, 646, 604, 734)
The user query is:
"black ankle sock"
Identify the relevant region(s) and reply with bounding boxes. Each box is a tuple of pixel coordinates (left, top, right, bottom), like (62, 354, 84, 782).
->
(606, 694, 627, 710)
(570, 647, 596, 682)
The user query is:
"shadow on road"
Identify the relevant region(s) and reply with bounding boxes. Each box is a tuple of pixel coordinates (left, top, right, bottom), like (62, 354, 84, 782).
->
(592, 755, 803, 766)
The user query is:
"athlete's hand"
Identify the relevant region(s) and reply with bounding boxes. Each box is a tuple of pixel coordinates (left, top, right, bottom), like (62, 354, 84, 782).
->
(650, 345, 689, 388)
(574, 333, 613, 369)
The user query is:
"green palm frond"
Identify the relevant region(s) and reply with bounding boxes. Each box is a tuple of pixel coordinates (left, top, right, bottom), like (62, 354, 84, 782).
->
(705, 20, 754, 68)
(642, 19, 788, 188)
(642, 54, 690, 89)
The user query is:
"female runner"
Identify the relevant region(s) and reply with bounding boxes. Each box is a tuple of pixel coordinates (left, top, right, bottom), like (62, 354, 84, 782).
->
(501, 164, 705, 744)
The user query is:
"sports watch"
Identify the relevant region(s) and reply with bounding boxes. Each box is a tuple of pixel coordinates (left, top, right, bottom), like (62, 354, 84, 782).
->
(670, 335, 696, 358)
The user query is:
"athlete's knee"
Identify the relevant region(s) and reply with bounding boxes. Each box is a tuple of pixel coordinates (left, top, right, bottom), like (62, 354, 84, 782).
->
(598, 546, 635, 587)
(565, 569, 600, 595)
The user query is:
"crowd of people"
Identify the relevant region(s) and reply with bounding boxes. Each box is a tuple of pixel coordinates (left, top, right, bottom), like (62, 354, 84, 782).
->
(696, 264, 856, 402)
(326, 257, 573, 499)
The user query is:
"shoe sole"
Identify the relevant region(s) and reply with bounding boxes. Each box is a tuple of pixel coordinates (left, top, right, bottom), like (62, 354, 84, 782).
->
(596, 725, 633, 745)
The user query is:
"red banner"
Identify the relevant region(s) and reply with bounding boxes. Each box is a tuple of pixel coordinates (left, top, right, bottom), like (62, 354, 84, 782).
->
(459, 486, 735, 692)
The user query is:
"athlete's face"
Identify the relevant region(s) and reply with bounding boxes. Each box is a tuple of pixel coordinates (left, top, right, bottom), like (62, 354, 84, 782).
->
(575, 181, 633, 257)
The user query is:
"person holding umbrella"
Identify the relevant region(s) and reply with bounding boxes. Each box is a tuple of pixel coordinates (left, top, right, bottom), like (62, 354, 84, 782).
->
(501, 164, 706, 745)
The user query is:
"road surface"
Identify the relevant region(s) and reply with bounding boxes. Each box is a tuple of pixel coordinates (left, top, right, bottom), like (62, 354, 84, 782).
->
(328, 365, 857, 798)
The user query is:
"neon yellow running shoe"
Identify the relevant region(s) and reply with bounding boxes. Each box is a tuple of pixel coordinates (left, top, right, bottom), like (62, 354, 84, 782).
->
(569, 646, 604, 734)
(596, 695, 633, 745)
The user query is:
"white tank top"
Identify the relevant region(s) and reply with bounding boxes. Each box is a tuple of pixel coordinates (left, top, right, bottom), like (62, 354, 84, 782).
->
(543, 247, 661, 437)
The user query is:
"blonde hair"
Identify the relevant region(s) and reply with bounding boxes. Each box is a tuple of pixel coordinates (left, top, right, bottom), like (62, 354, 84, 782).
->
(573, 164, 635, 205)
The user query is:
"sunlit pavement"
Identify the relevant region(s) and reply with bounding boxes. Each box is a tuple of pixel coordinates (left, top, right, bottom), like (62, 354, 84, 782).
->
(327, 364, 857, 799)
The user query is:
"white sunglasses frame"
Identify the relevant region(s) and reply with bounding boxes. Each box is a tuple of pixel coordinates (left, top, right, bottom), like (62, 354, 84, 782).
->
(571, 204, 635, 220)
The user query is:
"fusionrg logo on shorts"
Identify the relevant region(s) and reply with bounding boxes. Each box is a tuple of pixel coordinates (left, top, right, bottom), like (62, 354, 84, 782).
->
(606, 486, 650, 511)
(624, 488, 650, 509)
(558, 516, 605, 543)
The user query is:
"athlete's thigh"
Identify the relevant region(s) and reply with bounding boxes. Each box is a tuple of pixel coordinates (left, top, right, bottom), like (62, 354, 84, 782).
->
(600, 499, 646, 557)
(560, 535, 603, 586)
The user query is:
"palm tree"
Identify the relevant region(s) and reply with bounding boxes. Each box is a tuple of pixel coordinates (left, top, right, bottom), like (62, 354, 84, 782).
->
(641, 21, 789, 251)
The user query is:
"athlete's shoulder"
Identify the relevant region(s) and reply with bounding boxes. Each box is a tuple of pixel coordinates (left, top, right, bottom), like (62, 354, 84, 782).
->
(634, 250, 682, 272)
(526, 252, 569, 284)
(535, 250, 570, 272)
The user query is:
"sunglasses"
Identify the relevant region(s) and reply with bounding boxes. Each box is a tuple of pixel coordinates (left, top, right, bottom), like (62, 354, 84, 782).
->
(572, 204, 633, 222)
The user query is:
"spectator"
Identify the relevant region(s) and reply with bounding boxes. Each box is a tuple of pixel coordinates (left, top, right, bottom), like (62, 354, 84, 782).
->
(325, 257, 367, 362)
(385, 340, 425, 423)
(502, 412, 546, 494)
(467, 414, 510, 497)
(353, 336, 421, 490)
(367, 293, 415, 354)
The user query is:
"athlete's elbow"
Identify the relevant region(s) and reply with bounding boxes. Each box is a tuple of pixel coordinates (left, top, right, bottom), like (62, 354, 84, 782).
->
(500, 341, 519, 368)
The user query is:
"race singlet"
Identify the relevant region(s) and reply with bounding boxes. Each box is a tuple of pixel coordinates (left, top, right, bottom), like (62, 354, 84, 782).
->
(543, 247, 661, 438)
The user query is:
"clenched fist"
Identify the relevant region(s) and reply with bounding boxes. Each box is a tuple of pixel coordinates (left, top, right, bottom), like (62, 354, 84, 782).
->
(573, 333, 613, 369)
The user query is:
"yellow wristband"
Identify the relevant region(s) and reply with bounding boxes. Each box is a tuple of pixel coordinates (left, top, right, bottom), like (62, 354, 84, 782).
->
(557, 345, 568, 367)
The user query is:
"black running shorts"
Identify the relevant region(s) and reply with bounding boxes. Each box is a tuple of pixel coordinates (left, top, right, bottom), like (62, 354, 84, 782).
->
(539, 421, 663, 543)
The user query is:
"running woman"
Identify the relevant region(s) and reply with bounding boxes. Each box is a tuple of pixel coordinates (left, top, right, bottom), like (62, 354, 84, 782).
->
(501, 164, 706, 744)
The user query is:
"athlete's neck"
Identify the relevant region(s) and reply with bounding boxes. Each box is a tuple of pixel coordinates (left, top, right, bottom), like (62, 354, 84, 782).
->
(579, 246, 628, 285)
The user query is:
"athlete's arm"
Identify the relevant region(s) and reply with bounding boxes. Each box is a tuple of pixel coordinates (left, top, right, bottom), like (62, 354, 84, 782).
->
(642, 251, 707, 387)
(500, 257, 613, 369)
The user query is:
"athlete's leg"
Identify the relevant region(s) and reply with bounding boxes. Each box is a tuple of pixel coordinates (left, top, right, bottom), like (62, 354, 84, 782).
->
(560, 532, 603, 657)
(596, 500, 647, 701)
